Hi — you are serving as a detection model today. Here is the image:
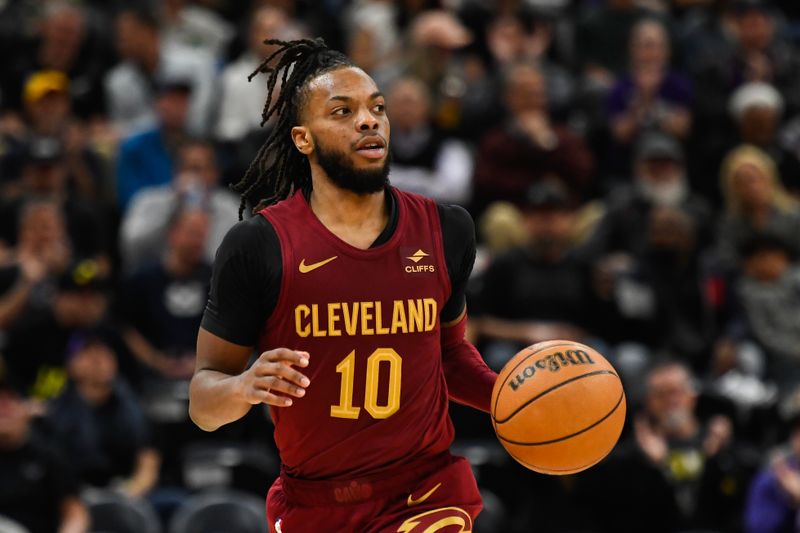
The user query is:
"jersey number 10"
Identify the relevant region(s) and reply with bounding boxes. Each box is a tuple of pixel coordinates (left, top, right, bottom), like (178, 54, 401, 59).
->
(330, 348, 402, 420)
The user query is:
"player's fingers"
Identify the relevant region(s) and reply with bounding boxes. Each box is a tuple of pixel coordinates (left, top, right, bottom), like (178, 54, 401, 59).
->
(261, 348, 310, 367)
(254, 361, 310, 388)
(247, 388, 294, 407)
(254, 376, 306, 398)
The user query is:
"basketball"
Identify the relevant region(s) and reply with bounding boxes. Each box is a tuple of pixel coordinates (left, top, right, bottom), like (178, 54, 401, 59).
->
(491, 340, 626, 475)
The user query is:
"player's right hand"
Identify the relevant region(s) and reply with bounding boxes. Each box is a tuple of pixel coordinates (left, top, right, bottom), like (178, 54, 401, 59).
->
(238, 348, 310, 407)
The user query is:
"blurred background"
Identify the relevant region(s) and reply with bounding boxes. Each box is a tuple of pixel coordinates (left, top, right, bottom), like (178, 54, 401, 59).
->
(0, 0, 799, 531)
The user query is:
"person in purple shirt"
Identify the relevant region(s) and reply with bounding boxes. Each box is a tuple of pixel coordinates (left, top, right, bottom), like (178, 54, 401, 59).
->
(607, 18, 692, 176)
(744, 414, 800, 533)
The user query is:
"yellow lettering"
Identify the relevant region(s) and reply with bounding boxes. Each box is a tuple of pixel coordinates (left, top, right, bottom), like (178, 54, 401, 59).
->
(328, 303, 342, 337)
(424, 298, 437, 331)
(311, 304, 326, 337)
(391, 300, 408, 334)
(374, 301, 390, 335)
(361, 301, 374, 335)
(295, 305, 310, 337)
(408, 299, 424, 333)
(342, 302, 359, 336)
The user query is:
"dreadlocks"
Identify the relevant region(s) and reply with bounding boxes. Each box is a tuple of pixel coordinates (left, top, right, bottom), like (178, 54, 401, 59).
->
(231, 38, 355, 219)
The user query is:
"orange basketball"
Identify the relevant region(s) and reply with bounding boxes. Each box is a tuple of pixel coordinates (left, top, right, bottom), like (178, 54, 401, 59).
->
(491, 340, 626, 475)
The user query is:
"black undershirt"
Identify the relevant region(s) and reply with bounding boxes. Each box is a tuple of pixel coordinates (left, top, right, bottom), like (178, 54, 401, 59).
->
(202, 189, 476, 347)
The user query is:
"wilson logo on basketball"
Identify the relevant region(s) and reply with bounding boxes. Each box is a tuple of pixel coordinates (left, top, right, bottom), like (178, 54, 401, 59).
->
(404, 249, 436, 273)
(509, 350, 595, 392)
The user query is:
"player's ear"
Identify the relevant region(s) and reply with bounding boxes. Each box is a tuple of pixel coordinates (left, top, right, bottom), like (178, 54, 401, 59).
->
(291, 126, 313, 155)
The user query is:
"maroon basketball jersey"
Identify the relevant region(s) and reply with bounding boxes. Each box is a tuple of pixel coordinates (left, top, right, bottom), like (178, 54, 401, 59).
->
(259, 188, 455, 480)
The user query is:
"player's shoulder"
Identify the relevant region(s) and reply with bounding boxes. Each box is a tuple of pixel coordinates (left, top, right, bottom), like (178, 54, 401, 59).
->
(217, 215, 278, 258)
(436, 202, 475, 241)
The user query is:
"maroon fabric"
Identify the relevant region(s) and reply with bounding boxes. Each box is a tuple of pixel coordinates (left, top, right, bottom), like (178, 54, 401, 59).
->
(441, 314, 497, 413)
(472, 125, 594, 210)
(259, 188, 455, 481)
(267, 455, 482, 532)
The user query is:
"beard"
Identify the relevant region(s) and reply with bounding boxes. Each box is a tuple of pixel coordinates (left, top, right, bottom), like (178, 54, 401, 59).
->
(315, 138, 391, 195)
(636, 177, 688, 207)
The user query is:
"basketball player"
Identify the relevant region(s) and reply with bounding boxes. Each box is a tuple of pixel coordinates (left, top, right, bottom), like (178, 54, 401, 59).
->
(189, 38, 497, 533)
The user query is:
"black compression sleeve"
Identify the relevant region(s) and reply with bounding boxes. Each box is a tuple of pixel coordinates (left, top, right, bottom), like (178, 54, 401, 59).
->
(438, 204, 477, 322)
(201, 216, 282, 346)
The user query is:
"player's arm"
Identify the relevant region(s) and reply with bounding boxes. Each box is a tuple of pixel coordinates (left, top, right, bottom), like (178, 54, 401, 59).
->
(190, 329, 309, 431)
(189, 217, 308, 431)
(438, 204, 497, 413)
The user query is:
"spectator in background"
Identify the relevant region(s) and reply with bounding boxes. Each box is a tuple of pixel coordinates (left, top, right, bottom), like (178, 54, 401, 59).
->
(115, 79, 192, 210)
(592, 206, 715, 369)
(0, 1, 109, 119)
(692, 0, 800, 132)
(734, 234, 800, 394)
(0, 381, 89, 533)
(576, 0, 666, 91)
(215, 6, 292, 143)
(3, 258, 111, 400)
(105, 7, 215, 138)
(583, 361, 755, 532)
(0, 199, 71, 330)
(485, 13, 577, 120)
(745, 413, 800, 533)
(473, 181, 596, 370)
(472, 63, 594, 214)
(608, 18, 692, 174)
(634, 362, 755, 531)
(160, 0, 234, 63)
(120, 139, 238, 274)
(715, 144, 800, 271)
(400, 9, 497, 138)
(344, 0, 403, 84)
(10, 71, 110, 204)
(0, 137, 106, 262)
(387, 77, 472, 205)
(728, 82, 800, 193)
(121, 207, 211, 382)
(46, 332, 159, 497)
(581, 132, 712, 260)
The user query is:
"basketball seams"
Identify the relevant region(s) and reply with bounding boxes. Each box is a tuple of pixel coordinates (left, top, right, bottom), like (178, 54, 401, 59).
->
(491, 341, 627, 475)
(497, 391, 625, 446)
(493, 370, 620, 424)
(492, 341, 576, 419)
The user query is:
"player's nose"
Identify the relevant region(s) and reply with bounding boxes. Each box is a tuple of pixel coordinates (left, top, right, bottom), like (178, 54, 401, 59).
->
(356, 107, 379, 131)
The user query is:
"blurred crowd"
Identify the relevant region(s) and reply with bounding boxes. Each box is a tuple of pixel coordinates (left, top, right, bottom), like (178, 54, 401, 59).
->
(1, 0, 800, 532)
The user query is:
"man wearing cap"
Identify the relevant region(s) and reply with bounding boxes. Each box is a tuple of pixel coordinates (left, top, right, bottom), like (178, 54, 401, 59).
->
(115, 76, 193, 209)
(728, 81, 800, 193)
(0, 69, 110, 208)
(0, 136, 106, 262)
(3, 258, 111, 400)
(581, 132, 712, 260)
(473, 180, 597, 369)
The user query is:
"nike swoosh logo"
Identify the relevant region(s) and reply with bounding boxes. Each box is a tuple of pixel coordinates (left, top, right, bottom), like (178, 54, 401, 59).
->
(299, 256, 338, 274)
(407, 482, 441, 507)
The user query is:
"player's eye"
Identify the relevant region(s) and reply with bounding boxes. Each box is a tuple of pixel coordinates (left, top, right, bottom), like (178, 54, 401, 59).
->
(373, 104, 386, 113)
(332, 107, 350, 116)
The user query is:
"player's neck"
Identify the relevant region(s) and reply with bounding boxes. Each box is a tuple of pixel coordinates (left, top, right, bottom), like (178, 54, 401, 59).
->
(308, 177, 388, 250)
